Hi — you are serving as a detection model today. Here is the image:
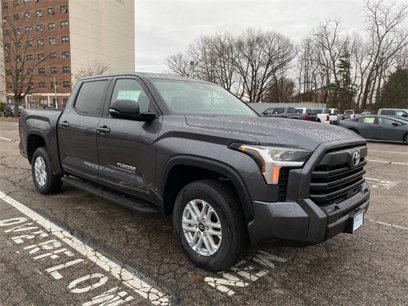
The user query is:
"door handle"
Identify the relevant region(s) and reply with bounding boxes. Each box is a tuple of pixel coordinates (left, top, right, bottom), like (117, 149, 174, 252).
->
(59, 120, 70, 128)
(96, 126, 111, 134)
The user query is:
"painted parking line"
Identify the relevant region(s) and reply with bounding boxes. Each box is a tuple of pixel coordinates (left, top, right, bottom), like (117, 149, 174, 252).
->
(0, 136, 12, 142)
(0, 191, 171, 305)
(366, 159, 408, 166)
(368, 219, 408, 231)
(369, 149, 408, 155)
(365, 178, 399, 189)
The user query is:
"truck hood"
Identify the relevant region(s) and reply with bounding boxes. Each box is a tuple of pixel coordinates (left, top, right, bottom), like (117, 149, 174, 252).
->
(185, 116, 362, 151)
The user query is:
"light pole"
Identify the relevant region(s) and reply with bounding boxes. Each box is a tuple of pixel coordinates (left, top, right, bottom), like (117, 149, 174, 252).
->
(53, 75, 58, 108)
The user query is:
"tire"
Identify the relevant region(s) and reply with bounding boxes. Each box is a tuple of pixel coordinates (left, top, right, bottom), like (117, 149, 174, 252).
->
(173, 179, 248, 272)
(404, 134, 408, 145)
(31, 147, 62, 194)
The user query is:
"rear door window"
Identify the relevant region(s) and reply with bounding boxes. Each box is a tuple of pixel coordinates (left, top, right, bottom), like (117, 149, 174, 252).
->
(362, 117, 377, 124)
(75, 80, 109, 116)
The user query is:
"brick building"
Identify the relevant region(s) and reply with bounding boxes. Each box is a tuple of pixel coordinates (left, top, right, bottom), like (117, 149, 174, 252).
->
(0, 0, 134, 108)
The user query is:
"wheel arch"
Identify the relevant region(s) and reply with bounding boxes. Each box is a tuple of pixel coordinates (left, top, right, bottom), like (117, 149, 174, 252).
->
(160, 156, 254, 223)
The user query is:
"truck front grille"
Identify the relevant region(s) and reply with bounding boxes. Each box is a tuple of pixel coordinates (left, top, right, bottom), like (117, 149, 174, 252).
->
(309, 146, 367, 206)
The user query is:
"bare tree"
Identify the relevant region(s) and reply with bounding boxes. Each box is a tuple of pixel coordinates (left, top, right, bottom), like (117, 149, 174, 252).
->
(0, 3, 50, 116)
(360, 0, 408, 109)
(166, 52, 192, 77)
(73, 60, 110, 81)
(234, 29, 296, 102)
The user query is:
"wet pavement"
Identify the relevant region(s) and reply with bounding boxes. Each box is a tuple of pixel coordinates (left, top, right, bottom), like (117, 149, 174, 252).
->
(0, 118, 407, 305)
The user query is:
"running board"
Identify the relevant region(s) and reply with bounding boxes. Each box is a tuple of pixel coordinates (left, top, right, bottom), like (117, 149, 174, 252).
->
(62, 176, 160, 214)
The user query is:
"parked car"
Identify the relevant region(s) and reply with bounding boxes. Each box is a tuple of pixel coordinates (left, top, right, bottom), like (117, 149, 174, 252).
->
(344, 110, 358, 119)
(311, 108, 330, 124)
(339, 115, 408, 144)
(377, 108, 408, 118)
(295, 107, 319, 121)
(262, 106, 303, 120)
(19, 73, 370, 271)
(3, 104, 24, 117)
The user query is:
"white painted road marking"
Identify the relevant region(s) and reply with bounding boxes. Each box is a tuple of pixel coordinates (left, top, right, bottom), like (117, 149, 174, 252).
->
(366, 159, 408, 166)
(0, 136, 12, 142)
(368, 219, 408, 231)
(369, 149, 408, 155)
(0, 191, 171, 305)
(365, 178, 399, 189)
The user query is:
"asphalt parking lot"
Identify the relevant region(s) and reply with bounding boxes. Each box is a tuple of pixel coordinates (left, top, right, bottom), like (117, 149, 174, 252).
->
(0, 118, 407, 305)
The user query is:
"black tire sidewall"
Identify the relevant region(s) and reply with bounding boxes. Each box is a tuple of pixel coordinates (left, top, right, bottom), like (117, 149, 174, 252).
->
(32, 147, 54, 194)
(173, 181, 244, 271)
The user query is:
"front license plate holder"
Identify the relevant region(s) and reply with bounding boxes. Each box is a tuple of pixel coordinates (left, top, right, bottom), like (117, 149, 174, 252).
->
(348, 209, 364, 234)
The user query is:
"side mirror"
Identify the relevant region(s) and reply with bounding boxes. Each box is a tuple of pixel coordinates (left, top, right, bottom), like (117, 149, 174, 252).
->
(109, 100, 156, 121)
(392, 122, 399, 127)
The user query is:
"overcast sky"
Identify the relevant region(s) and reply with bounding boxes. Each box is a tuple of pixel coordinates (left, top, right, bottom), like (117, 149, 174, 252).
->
(135, 0, 370, 73)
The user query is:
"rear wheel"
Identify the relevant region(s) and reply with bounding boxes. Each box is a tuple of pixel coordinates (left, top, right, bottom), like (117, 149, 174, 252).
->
(173, 179, 248, 271)
(32, 147, 62, 194)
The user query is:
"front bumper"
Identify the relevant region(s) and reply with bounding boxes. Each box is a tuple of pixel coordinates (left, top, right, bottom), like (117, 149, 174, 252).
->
(248, 182, 370, 244)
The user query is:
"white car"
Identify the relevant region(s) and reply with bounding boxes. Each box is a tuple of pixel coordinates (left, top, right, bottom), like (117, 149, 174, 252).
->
(312, 108, 330, 124)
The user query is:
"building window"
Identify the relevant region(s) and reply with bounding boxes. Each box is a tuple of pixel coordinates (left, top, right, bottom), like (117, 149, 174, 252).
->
(38, 68, 45, 75)
(47, 7, 54, 15)
(6, 70, 11, 76)
(26, 40, 32, 47)
(49, 37, 56, 45)
(2, 16, 9, 23)
(24, 0, 30, 4)
(50, 67, 57, 73)
(61, 20, 69, 28)
(51, 81, 58, 88)
(2, 2, 9, 9)
(36, 24, 43, 32)
(38, 82, 46, 88)
(62, 66, 70, 73)
(26, 54, 33, 61)
(15, 28, 21, 35)
(38, 53, 45, 60)
(37, 39, 44, 47)
(15, 41, 22, 48)
(13, 14, 20, 20)
(7, 83, 13, 89)
(62, 51, 70, 59)
(29, 82, 34, 89)
(49, 52, 57, 59)
(61, 36, 69, 44)
(13, 0, 19, 6)
(60, 5, 68, 13)
(4, 30, 10, 36)
(25, 26, 32, 33)
(48, 23, 55, 30)
(24, 12, 31, 19)
(35, 10, 42, 17)
(4, 43, 10, 50)
(63, 81, 71, 88)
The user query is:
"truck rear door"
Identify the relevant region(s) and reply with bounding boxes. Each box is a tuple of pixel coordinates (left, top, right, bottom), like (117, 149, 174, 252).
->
(58, 79, 110, 182)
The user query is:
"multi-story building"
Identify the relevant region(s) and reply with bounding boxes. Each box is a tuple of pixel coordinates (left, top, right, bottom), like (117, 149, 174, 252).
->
(1, 0, 134, 108)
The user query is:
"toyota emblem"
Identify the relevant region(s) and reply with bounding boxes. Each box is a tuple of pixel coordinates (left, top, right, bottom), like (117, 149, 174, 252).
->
(352, 151, 360, 167)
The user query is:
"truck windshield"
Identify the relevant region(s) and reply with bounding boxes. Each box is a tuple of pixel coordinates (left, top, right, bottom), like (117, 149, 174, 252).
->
(152, 79, 258, 117)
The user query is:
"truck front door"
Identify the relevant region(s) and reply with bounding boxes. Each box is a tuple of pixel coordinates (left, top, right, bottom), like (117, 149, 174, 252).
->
(96, 77, 161, 204)
(58, 79, 110, 182)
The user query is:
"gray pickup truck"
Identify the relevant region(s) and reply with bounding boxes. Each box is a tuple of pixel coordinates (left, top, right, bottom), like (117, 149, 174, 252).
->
(19, 73, 370, 271)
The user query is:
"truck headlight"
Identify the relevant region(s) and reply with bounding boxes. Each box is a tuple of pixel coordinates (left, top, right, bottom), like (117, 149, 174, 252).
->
(232, 144, 311, 184)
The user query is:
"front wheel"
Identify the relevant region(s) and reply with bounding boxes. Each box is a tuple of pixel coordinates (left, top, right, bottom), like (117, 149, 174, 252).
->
(32, 147, 62, 194)
(173, 180, 248, 272)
